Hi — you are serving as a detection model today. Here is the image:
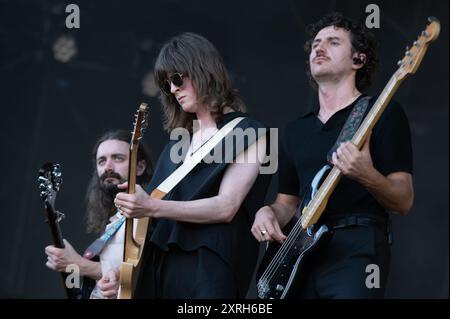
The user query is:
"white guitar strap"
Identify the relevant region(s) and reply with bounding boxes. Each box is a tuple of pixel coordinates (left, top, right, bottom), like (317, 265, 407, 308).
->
(157, 116, 245, 194)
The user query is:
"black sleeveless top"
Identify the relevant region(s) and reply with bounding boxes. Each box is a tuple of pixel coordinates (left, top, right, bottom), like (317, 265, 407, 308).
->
(145, 112, 272, 296)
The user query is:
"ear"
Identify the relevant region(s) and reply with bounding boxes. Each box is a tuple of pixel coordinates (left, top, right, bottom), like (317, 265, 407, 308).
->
(352, 53, 366, 70)
(136, 160, 146, 177)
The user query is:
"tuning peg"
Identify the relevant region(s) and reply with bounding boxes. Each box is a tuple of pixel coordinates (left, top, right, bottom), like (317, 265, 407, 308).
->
(405, 51, 411, 57)
(397, 60, 403, 66)
(55, 211, 65, 223)
(428, 16, 439, 24)
(421, 30, 429, 37)
(413, 41, 420, 47)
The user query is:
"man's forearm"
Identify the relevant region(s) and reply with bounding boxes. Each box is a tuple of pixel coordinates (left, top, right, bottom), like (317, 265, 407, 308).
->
(358, 168, 414, 215)
(78, 258, 102, 280)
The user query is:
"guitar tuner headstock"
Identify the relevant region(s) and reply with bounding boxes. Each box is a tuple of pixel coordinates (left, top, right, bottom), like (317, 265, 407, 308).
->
(38, 162, 63, 203)
(396, 17, 440, 80)
(140, 116, 149, 136)
(130, 103, 150, 145)
(38, 176, 51, 199)
(52, 164, 62, 189)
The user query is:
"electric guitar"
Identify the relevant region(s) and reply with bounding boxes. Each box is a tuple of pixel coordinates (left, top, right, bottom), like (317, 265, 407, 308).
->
(38, 162, 97, 298)
(119, 103, 163, 299)
(256, 17, 440, 299)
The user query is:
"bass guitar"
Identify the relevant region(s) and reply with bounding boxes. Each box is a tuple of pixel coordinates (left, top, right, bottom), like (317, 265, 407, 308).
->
(256, 17, 440, 299)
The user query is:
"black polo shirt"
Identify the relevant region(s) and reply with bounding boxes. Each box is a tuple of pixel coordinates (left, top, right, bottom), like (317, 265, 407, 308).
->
(278, 95, 413, 220)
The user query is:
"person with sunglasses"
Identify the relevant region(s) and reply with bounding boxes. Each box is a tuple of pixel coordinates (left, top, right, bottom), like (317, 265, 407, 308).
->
(251, 12, 414, 298)
(100, 32, 272, 298)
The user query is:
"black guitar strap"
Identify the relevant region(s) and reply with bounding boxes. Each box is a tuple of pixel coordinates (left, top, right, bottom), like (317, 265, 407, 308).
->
(326, 95, 372, 164)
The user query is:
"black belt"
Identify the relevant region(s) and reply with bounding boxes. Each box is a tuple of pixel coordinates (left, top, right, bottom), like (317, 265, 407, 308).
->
(321, 215, 393, 244)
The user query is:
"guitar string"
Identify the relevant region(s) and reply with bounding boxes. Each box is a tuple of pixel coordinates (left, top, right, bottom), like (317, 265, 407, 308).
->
(257, 196, 308, 293)
(258, 99, 380, 293)
(261, 32, 435, 295)
(258, 208, 310, 293)
(258, 175, 326, 295)
(259, 165, 336, 293)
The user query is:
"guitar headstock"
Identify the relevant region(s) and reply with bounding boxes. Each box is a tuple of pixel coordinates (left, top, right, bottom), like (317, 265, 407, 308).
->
(38, 162, 63, 206)
(396, 17, 440, 80)
(131, 103, 150, 146)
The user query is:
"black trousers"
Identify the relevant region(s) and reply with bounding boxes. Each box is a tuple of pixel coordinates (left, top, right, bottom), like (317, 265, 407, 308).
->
(293, 223, 391, 299)
(135, 243, 238, 299)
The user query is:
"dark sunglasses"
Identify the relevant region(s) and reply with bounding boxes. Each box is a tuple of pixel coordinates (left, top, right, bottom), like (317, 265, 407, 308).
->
(160, 73, 184, 96)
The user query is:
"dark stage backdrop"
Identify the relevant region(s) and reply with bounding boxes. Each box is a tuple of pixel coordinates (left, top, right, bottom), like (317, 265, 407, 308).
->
(0, 0, 447, 298)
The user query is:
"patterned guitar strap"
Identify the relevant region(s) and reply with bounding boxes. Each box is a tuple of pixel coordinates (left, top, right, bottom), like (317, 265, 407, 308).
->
(83, 213, 125, 260)
(302, 95, 373, 236)
(300, 96, 373, 220)
(326, 95, 372, 164)
(303, 96, 373, 216)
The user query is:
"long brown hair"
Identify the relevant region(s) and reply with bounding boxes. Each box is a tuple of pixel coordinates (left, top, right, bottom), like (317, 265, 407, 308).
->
(154, 32, 246, 133)
(85, 130, 153, 234)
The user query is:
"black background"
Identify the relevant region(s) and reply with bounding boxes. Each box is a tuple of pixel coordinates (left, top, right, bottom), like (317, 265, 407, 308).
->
(0, 0, 447, 298)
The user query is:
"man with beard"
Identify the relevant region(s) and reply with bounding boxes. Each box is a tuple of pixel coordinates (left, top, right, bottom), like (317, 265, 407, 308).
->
(44, 130, 153, 298)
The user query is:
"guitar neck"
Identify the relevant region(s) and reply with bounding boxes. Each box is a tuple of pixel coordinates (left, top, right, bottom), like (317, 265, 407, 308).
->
(127, 144, 138, 194)
(300, 74, 404, 229)
(123, 143, 139, 261)
(45, 202, 65, 248)
(44, 202, 80, 298)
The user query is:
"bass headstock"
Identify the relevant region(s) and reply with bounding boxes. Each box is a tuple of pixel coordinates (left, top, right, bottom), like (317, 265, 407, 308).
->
(395, 17, 440, 81)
